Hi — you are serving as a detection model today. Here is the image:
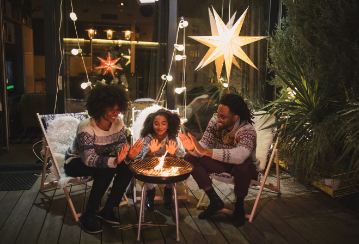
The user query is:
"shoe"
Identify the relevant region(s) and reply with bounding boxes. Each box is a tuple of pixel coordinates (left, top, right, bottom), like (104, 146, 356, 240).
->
(96, 208, 120, 225)
(79, 214, 102, 234)
(164, 187, 173, 209)
(233, 198, 245, 227)
(145, 188, 156, 211)
(198, 188, 224, 219)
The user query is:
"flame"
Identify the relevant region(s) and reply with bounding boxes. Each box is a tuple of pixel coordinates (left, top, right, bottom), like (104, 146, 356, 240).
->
(154, 151, 168, 172)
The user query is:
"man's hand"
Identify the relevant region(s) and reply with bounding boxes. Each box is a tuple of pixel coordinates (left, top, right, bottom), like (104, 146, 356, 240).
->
(166, 141, 178, 155)
(179, 132, 195, 151)
(188, 133, 213, 157)
(127, 139, 144, 160)
(148, 139, 161, 153)
(116, 145, 128, 164)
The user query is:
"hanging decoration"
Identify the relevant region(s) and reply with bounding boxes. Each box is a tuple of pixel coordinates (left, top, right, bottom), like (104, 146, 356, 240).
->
(189, 7, 266, 84)
(95, 52, 123, 77)
(122, 49, 131, 66)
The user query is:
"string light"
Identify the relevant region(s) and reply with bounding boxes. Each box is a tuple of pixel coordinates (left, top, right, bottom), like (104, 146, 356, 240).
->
(175, 87, 186, 94)
(81, 81, 92, 89)
(223, 83, 228, 88)
(70, 12, 77, 21)
(175, 55, 186, 61)
(166, 75, 173, 81)
(71, 48, 82, 55)
(174, 44, 184, 51)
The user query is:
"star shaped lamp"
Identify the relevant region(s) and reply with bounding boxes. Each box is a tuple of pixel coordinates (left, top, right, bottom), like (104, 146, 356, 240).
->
(95, 53, 122, 77)
(189, 7, 266, 84)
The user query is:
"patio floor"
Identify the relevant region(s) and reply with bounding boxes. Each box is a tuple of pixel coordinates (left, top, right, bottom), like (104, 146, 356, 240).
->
(0, 169, 358, 244)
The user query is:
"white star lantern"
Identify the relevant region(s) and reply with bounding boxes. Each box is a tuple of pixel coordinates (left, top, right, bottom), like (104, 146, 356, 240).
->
(189, 7, 266, 84)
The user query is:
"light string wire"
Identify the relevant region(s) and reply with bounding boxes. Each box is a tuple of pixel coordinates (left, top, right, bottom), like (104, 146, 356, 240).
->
(155, 23, 181, 102)
(53, 0, 63, 114)
(70, 0, 90, 88)
(182, 25, 186, 119)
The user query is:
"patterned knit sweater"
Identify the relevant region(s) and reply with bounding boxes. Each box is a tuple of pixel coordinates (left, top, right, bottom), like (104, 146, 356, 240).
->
(64, 117, 128, 168)
(190, 114, 257, 165)
(134, 133, 185, 161)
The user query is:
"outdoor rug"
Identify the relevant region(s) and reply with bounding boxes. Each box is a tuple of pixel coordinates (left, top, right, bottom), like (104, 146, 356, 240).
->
(0, 172, 39, 191)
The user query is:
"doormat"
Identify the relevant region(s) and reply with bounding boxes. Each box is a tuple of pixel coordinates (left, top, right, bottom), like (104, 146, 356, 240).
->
(0, 173, 39, 191)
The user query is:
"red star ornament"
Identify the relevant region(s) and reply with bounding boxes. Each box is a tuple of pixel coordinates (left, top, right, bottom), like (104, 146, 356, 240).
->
(95, 53, 122, 76)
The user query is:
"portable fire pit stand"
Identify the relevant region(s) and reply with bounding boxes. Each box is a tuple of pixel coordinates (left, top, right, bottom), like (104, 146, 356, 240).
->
(137, 182, 180, 241)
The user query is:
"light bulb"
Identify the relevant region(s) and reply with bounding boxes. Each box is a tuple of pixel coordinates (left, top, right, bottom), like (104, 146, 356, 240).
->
(179, 23, 184, 28)
(182, 21, 188, 27)
(175, 87, 186, 94)
(166, 75, 173, 81)
(81, 82, 88, 89)
(161, 74, 167, 80)
(174, 44, 184, 51)
(223, 83, 228, 88)
(175, 55, 186, 61)
(71, 49, 79, 55)
(70, 12, 77, 21)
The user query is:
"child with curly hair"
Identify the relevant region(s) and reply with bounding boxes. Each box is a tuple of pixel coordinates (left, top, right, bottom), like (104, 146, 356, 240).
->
(134, 108, 185, 210)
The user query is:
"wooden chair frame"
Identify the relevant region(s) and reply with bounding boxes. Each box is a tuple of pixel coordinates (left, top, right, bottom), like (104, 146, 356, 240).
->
(196, 126, 282, 223)
(131, 107, 190, 203)
(37, 113, 130, 222)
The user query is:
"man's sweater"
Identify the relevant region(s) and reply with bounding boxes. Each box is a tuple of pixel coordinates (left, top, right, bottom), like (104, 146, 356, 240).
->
(65, 117, 128, 168)
(190, 114, 257, 165)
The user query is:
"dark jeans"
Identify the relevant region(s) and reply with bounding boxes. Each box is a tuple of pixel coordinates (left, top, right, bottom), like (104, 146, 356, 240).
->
(184, 153, 258, 198)
(64, 157, 133, 214)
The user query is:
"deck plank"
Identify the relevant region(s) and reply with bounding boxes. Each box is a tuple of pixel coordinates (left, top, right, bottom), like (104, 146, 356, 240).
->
(213, 179, 288, 244)
(58, 183, 87, 244)
(0, 177, 41, 244)
(37, 186, 70, 244)
(0, 189, 23, 230)
(119, 198, 144, 244)
(270, 194, 345, 244)
(0, 191, 7, 202)
(15, 188, 56, 244)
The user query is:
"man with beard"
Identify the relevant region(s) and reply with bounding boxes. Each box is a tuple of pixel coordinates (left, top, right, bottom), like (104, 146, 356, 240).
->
(179, 93, 260, 227)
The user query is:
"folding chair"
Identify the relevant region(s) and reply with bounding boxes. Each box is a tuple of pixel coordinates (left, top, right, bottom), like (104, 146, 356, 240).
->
(196, 112, 281, 223)
(37, 112, 130, 222)
(130, 106, 190, 203)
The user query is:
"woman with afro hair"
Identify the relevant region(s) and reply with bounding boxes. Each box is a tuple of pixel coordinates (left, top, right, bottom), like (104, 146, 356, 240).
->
(64, 83, 143, 234)
(134, 109, 185, 210)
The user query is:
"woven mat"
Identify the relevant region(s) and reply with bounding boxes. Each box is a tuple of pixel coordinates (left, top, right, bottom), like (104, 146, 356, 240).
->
(0, 172, 39, 191)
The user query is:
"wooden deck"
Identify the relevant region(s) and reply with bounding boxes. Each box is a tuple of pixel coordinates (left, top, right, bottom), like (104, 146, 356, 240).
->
(0, 170, 358, 244)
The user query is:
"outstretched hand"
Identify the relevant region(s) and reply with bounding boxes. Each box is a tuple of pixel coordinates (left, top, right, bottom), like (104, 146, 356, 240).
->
(116, 144, 128, 164)
(179, 132, 195, 151)
(166, 140, 178, 155)
(148, 139, 161, 153)
(127, 139, 144, 160)
(187, 133, 213, 157)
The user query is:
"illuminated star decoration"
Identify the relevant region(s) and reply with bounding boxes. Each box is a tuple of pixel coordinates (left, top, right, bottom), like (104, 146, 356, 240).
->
(95, 52, 122, 77)
(189, 7, 266, 84)
(122, 49, 131, 66)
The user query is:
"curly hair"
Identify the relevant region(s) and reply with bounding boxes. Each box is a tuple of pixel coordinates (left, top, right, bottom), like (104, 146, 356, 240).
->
(86, 83, 130, 120)
(140, 109, 181, 140)
(219, 93, 254, 125)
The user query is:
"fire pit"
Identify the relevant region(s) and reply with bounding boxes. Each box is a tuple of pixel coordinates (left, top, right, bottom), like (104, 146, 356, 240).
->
(129, 156, 193, 184)
(130, 154, 193, 241)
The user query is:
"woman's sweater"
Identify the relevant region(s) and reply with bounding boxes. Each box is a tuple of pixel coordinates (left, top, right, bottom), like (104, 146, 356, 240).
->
(64, 117, 128, 168)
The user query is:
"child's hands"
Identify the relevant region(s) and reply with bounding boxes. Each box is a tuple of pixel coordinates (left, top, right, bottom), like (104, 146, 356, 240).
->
(128, 139, 143, 160)
(148, 139, 161, 153)
(116, 145, 128, 164)
(166, 141, 178, 155)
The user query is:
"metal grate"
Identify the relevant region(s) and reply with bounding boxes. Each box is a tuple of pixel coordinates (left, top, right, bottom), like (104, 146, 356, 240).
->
(132, 157, 193, 176)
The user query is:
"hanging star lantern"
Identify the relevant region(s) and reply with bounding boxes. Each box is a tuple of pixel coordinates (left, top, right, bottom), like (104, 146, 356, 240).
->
(95, 52, 122, 77)
(190, 7, 266, 84)
(122, 49, 131, 66)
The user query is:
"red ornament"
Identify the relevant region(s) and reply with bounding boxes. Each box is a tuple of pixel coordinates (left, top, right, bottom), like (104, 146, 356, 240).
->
(95, 53, 122, 76)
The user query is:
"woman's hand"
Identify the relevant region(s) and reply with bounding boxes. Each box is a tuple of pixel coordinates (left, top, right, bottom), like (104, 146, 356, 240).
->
(116, 144, 128, 164)
(166, 141, 178, 155)
(127, 139, 144, 160)
(148, 139, 161, 153)
(179, 132, 195, 151)
(188, 133, 213, 157)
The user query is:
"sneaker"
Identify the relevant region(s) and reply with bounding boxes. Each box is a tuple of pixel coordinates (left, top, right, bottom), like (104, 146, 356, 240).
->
(79, 214, 102, 234)
(96, 209, 120, 225)
(145, 188, 156, 211)
(164, 187, 173, 209)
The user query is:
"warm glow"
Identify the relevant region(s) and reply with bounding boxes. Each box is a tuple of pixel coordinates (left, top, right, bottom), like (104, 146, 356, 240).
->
(70, 12, 77, 21)
(154, 151, 168, 172)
